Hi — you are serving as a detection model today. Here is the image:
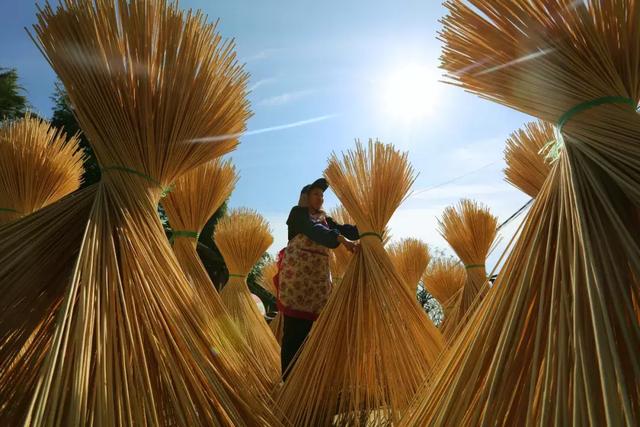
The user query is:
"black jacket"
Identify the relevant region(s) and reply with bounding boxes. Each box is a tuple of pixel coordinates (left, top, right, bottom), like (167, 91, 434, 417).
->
(286, 206, 359, 248)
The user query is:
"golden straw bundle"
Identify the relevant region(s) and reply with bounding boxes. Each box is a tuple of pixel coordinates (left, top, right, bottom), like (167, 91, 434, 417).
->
(257, 260, 278, 296)
(161, 159, 276, 392)
(401, 1, 640, 425)
(0, 186, 96, 421)
(162, 159, 237, 290)
(422, 257, 466, 319)
(216, 208, 281, 388)
(504, 120, 554, 197)
(0, 115, 85, 405)
(437, 199, 497, 337)
(1, 1, 284, 425)
(387, 238, 431, 295)
(0, 113, 83, 224)
(257, 261, 284, 344)
(327, 205, 356, 283)
(277, 140, 443, 426)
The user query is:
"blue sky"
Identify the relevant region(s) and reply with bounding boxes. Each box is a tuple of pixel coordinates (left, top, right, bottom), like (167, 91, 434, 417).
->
(1, 0, 533, 268)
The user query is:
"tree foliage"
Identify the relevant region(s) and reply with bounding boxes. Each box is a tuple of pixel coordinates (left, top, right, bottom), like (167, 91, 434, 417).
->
(0, 67, 28, 120)
(417, 284, 444, 326)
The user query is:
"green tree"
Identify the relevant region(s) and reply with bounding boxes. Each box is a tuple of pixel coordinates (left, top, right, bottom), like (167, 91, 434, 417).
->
(50, 81, 101, 186)
(416, 284, 444, 326)
(196, 201, 228, 289)
(0, 67, 28, 120)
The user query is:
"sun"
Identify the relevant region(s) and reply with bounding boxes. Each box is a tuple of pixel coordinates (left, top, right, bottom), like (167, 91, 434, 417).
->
(379, 64, 441, 121)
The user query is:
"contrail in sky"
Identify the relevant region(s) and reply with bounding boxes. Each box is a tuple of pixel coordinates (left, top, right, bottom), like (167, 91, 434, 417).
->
(187, 114, 337, 143)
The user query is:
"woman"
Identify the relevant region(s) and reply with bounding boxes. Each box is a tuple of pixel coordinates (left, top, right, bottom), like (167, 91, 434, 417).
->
(275, 178, 359, 380)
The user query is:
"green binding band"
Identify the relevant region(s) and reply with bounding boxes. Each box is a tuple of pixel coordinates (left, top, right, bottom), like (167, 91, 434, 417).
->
(101, 165, 173, 197)
(170, 230, 200, 243)
(359, 231, 383, 241)
(0, 208, 20, 214)
(465, 264, 485, 270)
(557, 96, 636, 131)
(228, 273, 246, 279)
(550, 96, 637, 160)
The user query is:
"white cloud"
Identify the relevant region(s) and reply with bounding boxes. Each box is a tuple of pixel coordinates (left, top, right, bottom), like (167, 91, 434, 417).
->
(257, 89, 316, 107)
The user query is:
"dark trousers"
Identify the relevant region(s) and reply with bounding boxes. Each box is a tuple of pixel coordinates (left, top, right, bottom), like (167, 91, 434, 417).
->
(281, 315, 314, 380)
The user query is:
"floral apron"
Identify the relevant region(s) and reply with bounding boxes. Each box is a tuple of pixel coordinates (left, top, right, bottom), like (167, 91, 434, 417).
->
(274, 219, 332, 320)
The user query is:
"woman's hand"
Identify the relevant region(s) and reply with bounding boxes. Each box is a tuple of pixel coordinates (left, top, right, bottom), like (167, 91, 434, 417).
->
(337, 235, 360, 253)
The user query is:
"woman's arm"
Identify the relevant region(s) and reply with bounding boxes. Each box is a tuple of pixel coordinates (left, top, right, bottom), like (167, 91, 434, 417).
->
(326, 217, 359, 241)
(287, 207, 341, 248)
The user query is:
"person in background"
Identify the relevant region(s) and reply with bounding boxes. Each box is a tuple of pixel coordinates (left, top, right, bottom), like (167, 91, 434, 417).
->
(274, 178, 359, 380)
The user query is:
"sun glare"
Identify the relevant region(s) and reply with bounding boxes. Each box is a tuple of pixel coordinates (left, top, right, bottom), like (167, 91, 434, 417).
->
(379, 64, 441, 121)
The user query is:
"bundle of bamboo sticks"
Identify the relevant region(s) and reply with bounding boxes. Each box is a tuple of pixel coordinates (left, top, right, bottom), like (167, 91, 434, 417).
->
(216, 208, 281, 388)
(162, 159, 277, 394)
(422, 257, 466, 322)
(0, 186, 96, 421)
(387, 238, 431, 295)
(437, 199, 497, 338)
(277, 140, 443, 426)
(327, 206, 355, 284)
(0, 1, 284, 424)
(257, 260, 284, 344)
(0, 113, 85, 416)
(257, 260, 278, 296)
(504, 120, 553, 197)
(0, 113, 83, 224)
(401, 1, 640, 424)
